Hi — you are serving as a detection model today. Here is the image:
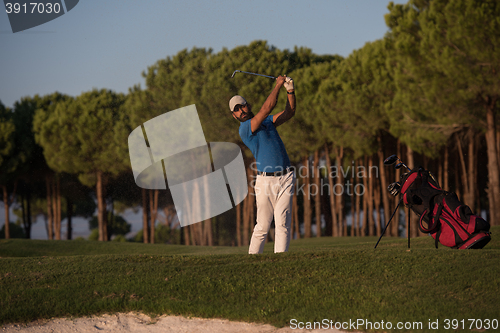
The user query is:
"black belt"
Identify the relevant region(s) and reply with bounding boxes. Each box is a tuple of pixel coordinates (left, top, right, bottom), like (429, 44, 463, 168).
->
(257, 168, 292, 177)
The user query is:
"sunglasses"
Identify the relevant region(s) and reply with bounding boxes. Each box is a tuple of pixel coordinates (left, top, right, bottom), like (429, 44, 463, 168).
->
(232, 103, 248, 113)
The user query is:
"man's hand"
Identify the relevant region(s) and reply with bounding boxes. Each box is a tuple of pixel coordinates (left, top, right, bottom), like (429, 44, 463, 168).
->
(276, 75, 286, 87)
(284, 77, 294, 92)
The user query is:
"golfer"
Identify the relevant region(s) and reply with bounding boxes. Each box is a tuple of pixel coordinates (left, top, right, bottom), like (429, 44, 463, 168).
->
(229, 75, 296, 254)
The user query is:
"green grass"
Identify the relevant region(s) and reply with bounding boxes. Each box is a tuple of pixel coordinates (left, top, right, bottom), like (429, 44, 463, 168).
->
(1, 227, 499, 332)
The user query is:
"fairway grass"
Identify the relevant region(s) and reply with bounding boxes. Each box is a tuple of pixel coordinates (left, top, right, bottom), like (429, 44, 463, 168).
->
(1, 226, 499, 332)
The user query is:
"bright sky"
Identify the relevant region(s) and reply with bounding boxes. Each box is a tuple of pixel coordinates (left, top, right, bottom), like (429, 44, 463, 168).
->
(0, 0, 407, 109)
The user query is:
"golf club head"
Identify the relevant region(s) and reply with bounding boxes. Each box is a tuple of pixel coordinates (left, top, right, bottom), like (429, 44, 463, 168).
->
(394, 163, 404, 169)
(231, 70, 239, 78)
(387, 182, 401, 196)
(383, 155, 399, 166)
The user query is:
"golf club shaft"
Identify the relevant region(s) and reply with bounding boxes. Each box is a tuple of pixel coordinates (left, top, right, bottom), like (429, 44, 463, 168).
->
(396, 158, 411, 172)
(231, 70, 276, 80)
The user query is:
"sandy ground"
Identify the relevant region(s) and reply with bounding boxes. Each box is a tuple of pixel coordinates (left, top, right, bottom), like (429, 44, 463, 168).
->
(1, 312, 349, 333)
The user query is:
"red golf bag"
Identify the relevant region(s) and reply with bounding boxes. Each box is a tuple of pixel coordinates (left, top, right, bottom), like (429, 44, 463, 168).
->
(399, 167, 491, 249)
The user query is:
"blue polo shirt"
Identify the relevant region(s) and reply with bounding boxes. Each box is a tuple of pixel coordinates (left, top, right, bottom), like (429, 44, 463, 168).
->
(239, 115, 291, 172)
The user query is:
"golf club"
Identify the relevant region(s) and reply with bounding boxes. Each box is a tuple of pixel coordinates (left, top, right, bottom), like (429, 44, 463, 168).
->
(383, 154, 411, 172)
(231, 70, 276, 80)
(387, 181, 402, 196)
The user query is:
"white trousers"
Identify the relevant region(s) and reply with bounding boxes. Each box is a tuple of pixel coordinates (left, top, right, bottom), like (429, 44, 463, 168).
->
(248, 171, 295, 254)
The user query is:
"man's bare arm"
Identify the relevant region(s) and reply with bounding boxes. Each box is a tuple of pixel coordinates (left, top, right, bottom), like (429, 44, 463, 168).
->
(273, 77, 296, 127)
(273, 90, 296, 127)
(250, 75, 286, 133)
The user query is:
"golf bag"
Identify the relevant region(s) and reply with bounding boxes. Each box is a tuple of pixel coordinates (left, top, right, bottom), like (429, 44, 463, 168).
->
(400, 167, 491, 249)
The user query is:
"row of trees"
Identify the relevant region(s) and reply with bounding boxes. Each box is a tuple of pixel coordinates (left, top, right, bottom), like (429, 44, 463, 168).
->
(1, 0, 499, 243)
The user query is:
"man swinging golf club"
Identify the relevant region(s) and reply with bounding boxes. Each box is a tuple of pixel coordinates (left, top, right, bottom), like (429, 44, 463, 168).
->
(229, 75, 296, 254)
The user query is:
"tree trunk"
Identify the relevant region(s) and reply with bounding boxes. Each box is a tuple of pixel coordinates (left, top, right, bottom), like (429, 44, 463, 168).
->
(407, 148, 418, 237)
(52, 177, 60, 240)
(249, 179, 255, 242)
(377, 137, 391, 236)
(454, 153, 462, 201)
(236, 202, 241, 246)
(471, 133, 478, 213)
(142, 188, 149, 243)
(21, 192, 26, 237)
(497, 128, 500, 172)
(66, 197, 73, 240)
(386, 165, 394, 237)
(335, 147, 344, 236)
(406, 146, 414, 170)
(367, 156, 374, 236)
(423, 155, 428, 169)
(149, 189, 159, 244)
(57, 176, 62, 240)
(189, 225, 196, 245)
(45, 177, 53, 240)
(201, 221, 207, 246)
(183, 226, 190, 245)
(243, 191, 250, 246)
(321, 186, 332, 237)
(208, 218, 214, 246)
(313, 150, 321, 237)
(242, 164, 253, 246)
(293, 189, 300, 239)
(390, 142, 402, 237)
(374, 176, 382, 237)
(391, 147, 401, 237)
(43, 215, 48, 239)
(204, 218, 213, 246)
(324, 144, 338, 237)
(354, 158, 361, 237)
(456, 134, 471, 207)
(466, 131, 476, 212)
(196, 221, 203, 246)
(361, 156, 368, 236)
(197, 223, 203, 245)
(303, 156, 312, 238)
(485, 99, 500, 226)
(350, 169, 355, 237)
(96, 171, 108, 241)
(497, 128, 500, 184)
(438, 153, 443, 191)
(2, 185, 10, 239)
(444, 145, 449, 191)
(51, 179, 57, 239)
(24, 188, 32, 239)
(196, 222, 204, 245)
(188, 225, 194, 245)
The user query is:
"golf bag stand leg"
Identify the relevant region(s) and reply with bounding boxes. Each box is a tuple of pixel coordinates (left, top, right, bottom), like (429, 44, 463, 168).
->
(374, 199, 403, 249)
(407, 207, 410, 249)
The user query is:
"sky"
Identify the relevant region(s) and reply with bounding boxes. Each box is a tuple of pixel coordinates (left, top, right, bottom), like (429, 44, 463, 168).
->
(0, 0, 408, 239)
(0, 0, 407, 109)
